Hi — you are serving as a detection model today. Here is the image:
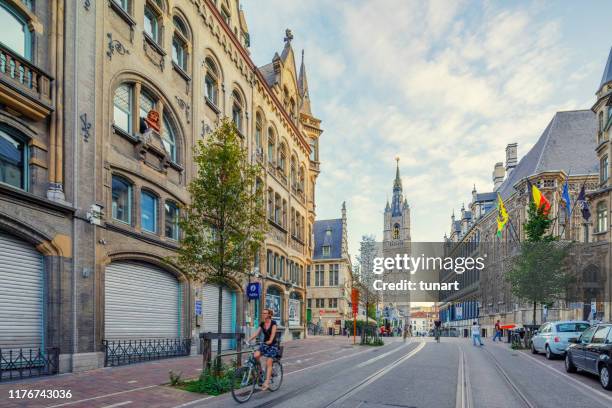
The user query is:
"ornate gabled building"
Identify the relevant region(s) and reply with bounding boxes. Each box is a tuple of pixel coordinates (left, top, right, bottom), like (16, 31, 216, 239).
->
(441, 109, 600, 336)
(0, 0, 323, 378)
(309, 202, 352, 334)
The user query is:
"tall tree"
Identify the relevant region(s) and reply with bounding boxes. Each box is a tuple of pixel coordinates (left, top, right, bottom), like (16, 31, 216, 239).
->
(506, 202, 570, 324)
(176, 119, 267, 359)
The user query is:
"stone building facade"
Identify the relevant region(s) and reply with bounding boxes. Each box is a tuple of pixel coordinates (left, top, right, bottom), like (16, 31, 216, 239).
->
(440, 109, 601, 336)
(0, 0, 322, 376)
(309, 203, 352, 335)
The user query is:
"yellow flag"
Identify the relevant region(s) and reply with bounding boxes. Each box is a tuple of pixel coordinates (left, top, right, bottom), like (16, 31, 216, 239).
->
(496, 193, 509, 237)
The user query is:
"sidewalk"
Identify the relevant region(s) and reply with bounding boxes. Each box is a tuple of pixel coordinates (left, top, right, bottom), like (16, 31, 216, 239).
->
(0, 336, 352, 408)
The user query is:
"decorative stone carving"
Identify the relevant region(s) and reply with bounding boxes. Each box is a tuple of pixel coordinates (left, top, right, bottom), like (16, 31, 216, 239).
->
(175, 96, 191, 124)
(107, 33, 130, 59)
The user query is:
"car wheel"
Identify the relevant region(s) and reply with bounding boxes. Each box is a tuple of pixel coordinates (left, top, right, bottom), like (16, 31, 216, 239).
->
(565, 354, 577, 373)
(545, 345, 556, 360)
(600, 365, 612, 391)
(531, 342, 538, 354)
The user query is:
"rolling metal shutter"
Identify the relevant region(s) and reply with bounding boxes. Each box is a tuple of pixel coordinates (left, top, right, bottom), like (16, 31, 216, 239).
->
(105, 262, 179, 339)
(201, 284, 235, 350)
(0, 232, 43, 350)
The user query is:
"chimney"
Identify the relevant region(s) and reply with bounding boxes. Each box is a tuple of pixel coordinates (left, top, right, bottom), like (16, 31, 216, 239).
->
(492, 162, 505, 190)
(505, 143, 518, 173)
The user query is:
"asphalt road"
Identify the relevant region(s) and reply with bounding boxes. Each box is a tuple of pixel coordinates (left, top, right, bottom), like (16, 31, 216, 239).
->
(192, 337, 612, 408)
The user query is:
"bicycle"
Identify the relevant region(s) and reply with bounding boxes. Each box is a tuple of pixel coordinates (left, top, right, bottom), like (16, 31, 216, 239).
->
(231, 341, 283, 403)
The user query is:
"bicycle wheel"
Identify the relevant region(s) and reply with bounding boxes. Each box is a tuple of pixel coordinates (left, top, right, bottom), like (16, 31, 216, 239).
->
(268, 361, 283, 392)
(231, 366, 256, 403)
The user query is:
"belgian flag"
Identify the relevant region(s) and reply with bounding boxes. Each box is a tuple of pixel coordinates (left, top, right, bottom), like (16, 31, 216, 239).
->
(529, 181, 551, 216)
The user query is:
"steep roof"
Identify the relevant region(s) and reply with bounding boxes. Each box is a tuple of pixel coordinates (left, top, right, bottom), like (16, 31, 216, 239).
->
(475, 192, 497, 202)
(497, 110, 598, 200)
(599, 47, 612, 92)
(258, 61, 277, 87)
(313, 219, 343, 260)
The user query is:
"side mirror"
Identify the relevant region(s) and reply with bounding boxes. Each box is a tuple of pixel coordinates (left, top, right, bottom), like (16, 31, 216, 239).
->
(568, 337, 578, 344)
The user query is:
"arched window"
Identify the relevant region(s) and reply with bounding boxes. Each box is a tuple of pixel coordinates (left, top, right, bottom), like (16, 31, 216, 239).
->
(596, 202, 607, 233)
(161, 115, 177, 162)
(144, 1, 163, 45)
(231, 90, 243, 133)
(112, 175, 132, 224)
(290, 156, 297, 188)
(393, 223, 400, 240)
(255, 112, 263, 151)
(278, 143, 286, 174)
(0, 126, 28, 190)
(267, 127, 275, 164)
(165, 200, 180, 240)
(172, 16, 189, 71)
(204, 57, 219, 107)
(289, 97, 296, 120)
(141, 190, 158, 233)
(113, 82, 182, 164)
(298, 165, 305, 192)
(0, 2, 32, 60)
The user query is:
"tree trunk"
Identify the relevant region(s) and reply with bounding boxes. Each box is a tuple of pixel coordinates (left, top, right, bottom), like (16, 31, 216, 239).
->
(532, 301, 537, 325)
(217, 284, 223, 370)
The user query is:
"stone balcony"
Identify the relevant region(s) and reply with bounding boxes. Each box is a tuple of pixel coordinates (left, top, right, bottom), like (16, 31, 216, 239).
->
(0, 43, 53, 120)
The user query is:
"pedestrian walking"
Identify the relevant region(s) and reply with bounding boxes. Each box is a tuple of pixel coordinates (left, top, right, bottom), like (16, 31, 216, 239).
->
(492, 319, 502, 342)
(471, 321, 484, 346)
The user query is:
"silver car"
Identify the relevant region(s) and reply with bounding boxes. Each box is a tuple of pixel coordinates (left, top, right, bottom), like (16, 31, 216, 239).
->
(531, 321, 590, 359)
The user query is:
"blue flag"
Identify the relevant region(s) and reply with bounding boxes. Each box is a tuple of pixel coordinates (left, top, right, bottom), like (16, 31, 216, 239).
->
(562, 179, 571, 217)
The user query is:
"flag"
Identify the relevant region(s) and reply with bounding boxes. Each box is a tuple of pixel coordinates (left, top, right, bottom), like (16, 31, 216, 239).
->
(496, 193, 509, 237)
(577, 185, 591, 221)
(531, 184, 551, 216)
(562, 179, 572, 218)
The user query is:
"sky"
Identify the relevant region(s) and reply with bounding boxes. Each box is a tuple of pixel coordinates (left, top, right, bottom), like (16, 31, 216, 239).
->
(242, 0, 612, 259)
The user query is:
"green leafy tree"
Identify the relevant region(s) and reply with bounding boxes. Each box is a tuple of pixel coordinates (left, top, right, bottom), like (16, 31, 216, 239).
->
(176, 119, 267, 360)
(506, 202, 570, 324)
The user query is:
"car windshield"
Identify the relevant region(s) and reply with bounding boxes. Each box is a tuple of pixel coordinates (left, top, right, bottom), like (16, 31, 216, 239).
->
(556, 323, 590, 332)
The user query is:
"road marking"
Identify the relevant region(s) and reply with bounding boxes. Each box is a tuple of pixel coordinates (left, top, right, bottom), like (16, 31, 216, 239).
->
(515, 350, 612, 405)
(127, 380, 138, 384)
(171, 396, 215, 408)
(325, 342, 427, 407)
(284, 346, 343, 360)
(101, 402, 133, 408)
(284, 344, 392, 376)
(455, 347, 472, 408)
(47, 385, 158, 407)
(356, 343, 409, 367)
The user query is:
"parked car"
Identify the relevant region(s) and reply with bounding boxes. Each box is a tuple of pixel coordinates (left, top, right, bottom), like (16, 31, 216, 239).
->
(565, 323, 612, 390)
(531, 321, 590, 359)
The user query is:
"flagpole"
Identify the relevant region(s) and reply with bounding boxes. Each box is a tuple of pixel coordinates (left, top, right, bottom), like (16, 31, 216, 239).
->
(558, 174, 593, 239)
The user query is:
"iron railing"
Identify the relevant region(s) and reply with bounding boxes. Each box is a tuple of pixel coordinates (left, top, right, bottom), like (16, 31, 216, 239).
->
(0, 347, 59, 382)
(103, 338, 191, 367)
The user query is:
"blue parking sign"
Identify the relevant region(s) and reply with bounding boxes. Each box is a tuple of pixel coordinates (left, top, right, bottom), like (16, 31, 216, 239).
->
(195, 300, 202, 316)
(247, 282, 261, 300)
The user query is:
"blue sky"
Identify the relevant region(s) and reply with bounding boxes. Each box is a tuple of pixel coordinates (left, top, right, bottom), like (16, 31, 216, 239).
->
(242, 0, 612, 258)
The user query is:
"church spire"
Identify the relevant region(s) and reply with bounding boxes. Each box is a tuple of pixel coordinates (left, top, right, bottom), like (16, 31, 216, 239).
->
(393, 157, 402, 190)
(298, 50, 312, 115)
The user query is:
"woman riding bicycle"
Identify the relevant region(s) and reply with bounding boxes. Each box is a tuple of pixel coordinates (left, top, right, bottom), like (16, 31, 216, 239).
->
(248, 308, 279, 391)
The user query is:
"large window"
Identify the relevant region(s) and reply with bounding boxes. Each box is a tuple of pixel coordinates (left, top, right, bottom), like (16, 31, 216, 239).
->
(0, 127, 27, 190)
(112, 176, 132, 224)
(204, 57, 219, 107)
(278, 143, 286, 174)
(161, 116, 177, 162)
(144, 4, 161, 44)
(165, 200, 179, 240)
(255, 113, 263, 151)
(141, 191, 158, 233)
(329, 264, 339, 286)
(0, 2, 31, 60)
(232, 90, 243, 133)
(267, 128, 276, 164)
(601, 155, 609, 184)
(113, 84, 133, 133)
(113, 83, 181, 164)
(171, 16, 188, 71)
(314, 265, 324, 287)
(113, 0, 130, 13)
(597, 202, 608, 233)
(306, 266, 311, 287)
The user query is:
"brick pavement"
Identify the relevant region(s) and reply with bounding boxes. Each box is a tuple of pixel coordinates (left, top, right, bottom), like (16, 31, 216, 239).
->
(0, 336, 356, 408)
